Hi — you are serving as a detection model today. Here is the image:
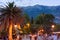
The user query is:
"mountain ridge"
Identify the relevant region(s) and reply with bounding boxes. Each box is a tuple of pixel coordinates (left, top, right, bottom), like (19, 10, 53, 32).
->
(22, 5, 60, 24)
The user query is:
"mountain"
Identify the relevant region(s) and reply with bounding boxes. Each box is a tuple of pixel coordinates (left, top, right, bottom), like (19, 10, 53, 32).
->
(0, 5, 60, 23)
(22, 5, 60, 24)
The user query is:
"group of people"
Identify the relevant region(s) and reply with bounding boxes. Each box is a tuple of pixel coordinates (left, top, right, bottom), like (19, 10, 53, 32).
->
(22, 33, 60, 40)
(1, 33, 60, 40)
(37, 33, 58, 40)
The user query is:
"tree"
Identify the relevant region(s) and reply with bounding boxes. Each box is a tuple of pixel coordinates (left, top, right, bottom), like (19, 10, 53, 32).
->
(31, 17, 34, 24)
(24, 13, 30, 23)
(0, 2, 23, 40)
(23, 13, 30, 34)
(0, 29, 7, 40)
(28, 16, 40, 34)
(35, 13, 55, 33)
(54, 24, 60, 32)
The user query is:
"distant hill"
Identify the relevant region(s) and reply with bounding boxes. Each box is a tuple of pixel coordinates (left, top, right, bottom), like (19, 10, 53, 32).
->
(22, 5, 60, 24)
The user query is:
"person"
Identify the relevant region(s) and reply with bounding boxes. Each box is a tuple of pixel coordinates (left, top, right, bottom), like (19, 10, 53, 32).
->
(22, 34, 30, 40)
(47, 34, 53, 40)
(16, 35, 20, 40)
(29, 33, 37, 40)
(37, 33, 44, 40)
(3, 36, 6, 40)
(51, 33, 57, 40)
(43, 33, 48, 40)
(57, 34, 60, 40)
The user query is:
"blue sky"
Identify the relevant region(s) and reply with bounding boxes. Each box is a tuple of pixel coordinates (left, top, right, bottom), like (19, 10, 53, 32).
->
(0, 0, 60, 7)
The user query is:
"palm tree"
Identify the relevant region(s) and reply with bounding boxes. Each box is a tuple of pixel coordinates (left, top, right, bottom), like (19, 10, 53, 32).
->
(0, 2, 23, 40)
(35, 13, 55, 33)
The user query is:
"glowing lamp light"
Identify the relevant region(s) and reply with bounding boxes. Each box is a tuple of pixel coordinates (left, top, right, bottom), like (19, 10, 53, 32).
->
(26, 23, 30, 27)
(14, 25, 17, 28)
(52, 25, 55, 28)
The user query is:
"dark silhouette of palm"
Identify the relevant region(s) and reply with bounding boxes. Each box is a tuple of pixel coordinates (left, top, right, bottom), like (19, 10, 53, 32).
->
(0, 2, 23, 40)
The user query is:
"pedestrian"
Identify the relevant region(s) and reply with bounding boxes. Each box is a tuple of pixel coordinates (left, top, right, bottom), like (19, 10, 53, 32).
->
(47, 34, 53, 40)
(37, 33, 44, 40)
(57, 34, 60, 40)
(51, 33, 57, 40)
(29, 33, 37, 40)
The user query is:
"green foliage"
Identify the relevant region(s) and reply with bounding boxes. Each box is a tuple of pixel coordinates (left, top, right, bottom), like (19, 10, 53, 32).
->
(35, 13, 55, 33)
(54, 24, 60, 32)
(24, 13, 30, 23)
(31, 17, 34, 24)
(35, 13, 55, 24)
(29, 24, 39, 34)
(0, 29, 7, 37)
(23, 13, 55, 34)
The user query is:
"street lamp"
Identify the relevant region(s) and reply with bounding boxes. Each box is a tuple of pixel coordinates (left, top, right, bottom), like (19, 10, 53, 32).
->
(52, 25, 55, 29)
(51, 25, 55, 32)
(14, 25, 20, 40)
(14, 25, 17, 28)
(26, 23, 30, 28)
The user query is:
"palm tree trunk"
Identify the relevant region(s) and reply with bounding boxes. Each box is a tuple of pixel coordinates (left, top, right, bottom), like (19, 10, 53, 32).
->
(8, 20, 13, 40)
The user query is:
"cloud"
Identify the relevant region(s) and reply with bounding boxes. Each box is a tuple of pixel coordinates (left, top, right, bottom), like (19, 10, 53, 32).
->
(0, 0, 60, 7)
(56, 17, 60, 19)
(14, 0, 60, 6)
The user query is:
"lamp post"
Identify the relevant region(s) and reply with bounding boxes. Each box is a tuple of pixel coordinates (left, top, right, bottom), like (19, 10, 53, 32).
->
(52, 25, 55, 29)
(51, 25, 55, 32)
(14, 25, 20, 40)
(26, 23, 30, 28)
